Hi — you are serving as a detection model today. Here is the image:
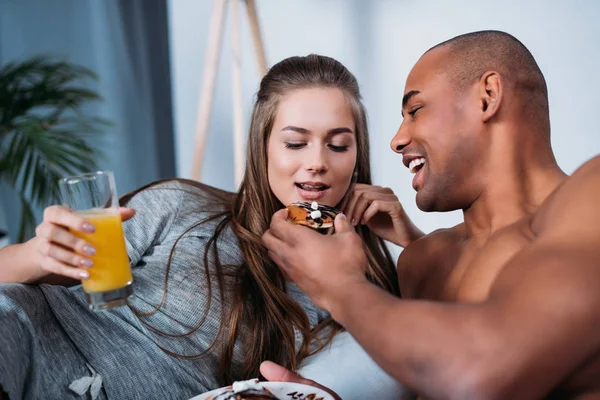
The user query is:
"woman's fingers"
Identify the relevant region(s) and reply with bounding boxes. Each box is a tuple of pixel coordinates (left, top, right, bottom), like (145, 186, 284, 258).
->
(361, 199, 397, 224)
(119, 207, 136, 222)
(350, 193, 373, 226)
(345, 184, 378, 225)
(36, 223, 95, 255)
(38, 241, 94, 269)
(32, 205, 99, 281)
(42, 205, 95, 233)
(348, 190, 399, 226)
(39, 254, 90, 280)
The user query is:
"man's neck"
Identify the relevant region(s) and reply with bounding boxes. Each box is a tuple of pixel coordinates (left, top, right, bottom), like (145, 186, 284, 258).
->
(462, 148, 567, 241)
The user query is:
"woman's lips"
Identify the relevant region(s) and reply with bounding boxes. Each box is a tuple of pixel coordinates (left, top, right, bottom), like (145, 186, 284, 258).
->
(296, 186, 330, 200)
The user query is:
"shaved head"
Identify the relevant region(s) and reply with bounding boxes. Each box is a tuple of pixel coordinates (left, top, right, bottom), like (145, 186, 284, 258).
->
(428, 30, 549, 122)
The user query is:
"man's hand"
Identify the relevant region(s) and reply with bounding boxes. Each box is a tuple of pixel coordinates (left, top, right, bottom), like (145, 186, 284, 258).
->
(344, 183, 423, 247)
(262, 209, 369, 311)
(259, 361, 341, 400)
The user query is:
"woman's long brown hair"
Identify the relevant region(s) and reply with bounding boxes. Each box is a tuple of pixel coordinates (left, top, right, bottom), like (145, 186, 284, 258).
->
(121, 55, 400, 385)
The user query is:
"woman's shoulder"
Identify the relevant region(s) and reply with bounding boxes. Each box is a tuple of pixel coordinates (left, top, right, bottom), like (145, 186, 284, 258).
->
(122, 179, 241, 265)
(122, 179, 236, 238)
(124, 179, 232, 217)
(122, 179, 234, 207)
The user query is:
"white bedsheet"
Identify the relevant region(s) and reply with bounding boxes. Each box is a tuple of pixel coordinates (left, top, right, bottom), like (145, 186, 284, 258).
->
(298, 331, 415, 400)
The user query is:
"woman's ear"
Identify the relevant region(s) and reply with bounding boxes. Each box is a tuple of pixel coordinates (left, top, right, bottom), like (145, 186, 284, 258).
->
(479, 71, 503, 122)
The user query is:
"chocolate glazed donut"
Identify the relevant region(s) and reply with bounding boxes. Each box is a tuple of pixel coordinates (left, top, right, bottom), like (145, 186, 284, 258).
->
(286, 202, 341, 234)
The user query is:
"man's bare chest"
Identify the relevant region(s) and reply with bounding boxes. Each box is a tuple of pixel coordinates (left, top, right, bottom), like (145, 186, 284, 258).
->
(440, 219, 536, 302)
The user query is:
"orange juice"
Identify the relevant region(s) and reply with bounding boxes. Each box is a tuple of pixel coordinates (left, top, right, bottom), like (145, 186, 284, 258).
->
(71, 209, 132, 293)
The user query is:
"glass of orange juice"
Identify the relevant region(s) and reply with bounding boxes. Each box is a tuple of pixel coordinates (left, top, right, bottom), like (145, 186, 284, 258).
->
(59, 170, 133, 311)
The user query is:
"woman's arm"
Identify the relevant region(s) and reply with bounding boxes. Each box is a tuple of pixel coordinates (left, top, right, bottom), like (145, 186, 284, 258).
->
(0, 238, 47, 283)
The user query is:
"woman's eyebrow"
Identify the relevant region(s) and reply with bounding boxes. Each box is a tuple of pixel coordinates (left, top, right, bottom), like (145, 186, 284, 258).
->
(281, 125, 309, 133)
(280, 126, 354, 135)
(328, 127, 353, 135)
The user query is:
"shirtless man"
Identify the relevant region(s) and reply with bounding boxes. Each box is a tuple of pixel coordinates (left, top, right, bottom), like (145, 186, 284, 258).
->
(261, 31, 600, 399)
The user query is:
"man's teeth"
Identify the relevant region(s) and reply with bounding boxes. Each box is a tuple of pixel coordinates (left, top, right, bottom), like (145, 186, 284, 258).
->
(409, 158, 426, 174)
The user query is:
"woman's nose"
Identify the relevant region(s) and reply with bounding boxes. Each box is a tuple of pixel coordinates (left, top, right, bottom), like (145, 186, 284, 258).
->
(305, 147, 328, 173)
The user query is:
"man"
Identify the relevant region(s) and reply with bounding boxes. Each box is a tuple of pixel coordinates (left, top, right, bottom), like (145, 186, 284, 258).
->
(261, 30, 600, 399)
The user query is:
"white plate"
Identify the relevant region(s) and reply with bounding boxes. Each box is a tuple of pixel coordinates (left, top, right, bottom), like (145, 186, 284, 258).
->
(190, 381, 335, 400)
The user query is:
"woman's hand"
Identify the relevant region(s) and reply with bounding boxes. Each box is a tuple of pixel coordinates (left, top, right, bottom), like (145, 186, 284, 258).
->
(344, 184, 423, 247)
(33, 206, 135, 281)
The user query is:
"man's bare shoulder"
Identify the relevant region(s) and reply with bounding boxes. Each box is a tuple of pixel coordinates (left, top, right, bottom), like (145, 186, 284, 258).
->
(493, 155, 600, 293)
(532, 155, 600, 239)
(397, 225, 465, 298)
(481, 156, 600, 396)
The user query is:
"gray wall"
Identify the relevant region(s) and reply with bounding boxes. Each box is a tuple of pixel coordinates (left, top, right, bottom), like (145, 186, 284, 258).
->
(168, 0, 600, 256)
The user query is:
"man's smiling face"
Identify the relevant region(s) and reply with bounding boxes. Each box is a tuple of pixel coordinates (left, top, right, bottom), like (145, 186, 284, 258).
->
(390, 47, 488, 212)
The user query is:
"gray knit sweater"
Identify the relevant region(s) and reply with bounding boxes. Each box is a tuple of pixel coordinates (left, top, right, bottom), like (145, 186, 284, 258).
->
(0, 181, 327, 400)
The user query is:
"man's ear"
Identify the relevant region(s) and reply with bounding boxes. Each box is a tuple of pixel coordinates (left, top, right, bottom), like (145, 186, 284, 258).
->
(478, 71, 503, 122)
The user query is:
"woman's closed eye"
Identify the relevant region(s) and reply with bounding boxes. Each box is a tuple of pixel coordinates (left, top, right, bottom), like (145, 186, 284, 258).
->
(284, 142, 350, 152)
(328, 144, 349, 152)
(285, 142, 306, 149)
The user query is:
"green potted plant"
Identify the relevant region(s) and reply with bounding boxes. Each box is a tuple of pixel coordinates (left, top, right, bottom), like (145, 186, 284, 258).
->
(0, 56, 109, 242)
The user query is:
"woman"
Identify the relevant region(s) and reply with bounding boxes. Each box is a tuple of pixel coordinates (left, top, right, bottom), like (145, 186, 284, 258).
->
(0, 55, 421, 399)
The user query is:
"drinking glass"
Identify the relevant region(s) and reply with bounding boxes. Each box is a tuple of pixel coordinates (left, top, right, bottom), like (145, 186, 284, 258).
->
(59, 170, 133, 310)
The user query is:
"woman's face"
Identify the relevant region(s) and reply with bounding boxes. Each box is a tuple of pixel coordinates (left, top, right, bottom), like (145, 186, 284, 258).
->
(267, 87, 358, 207)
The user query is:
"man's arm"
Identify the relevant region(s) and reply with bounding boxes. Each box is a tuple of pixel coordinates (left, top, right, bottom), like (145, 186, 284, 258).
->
(264, 157, 600, 400)
(264, 212, 496, 399)
(327, 157, 600, 400)
(330, 243, 600, 399)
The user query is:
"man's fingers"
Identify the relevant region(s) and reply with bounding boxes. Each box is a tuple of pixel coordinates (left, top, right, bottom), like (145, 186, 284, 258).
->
(334, 213, 353, 234)
(272, 208, 289, 221)
(260, 361, 342, 400)
(266, 243, 292, 280)
(262, 229, 283, 252)
(267, 250, 290, 280)
(267, 249, 284, 267)
(119, 207, 136, 221)
(263, 230, 291, 275)
(268, 209, 293, 240)
(260, 361, 304, 383)
(268, 209, 311, 244)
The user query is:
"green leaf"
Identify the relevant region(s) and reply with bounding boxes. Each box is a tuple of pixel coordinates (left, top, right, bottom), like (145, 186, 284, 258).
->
(17, 195, 37, 243)
(0, 55, 110, 241)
